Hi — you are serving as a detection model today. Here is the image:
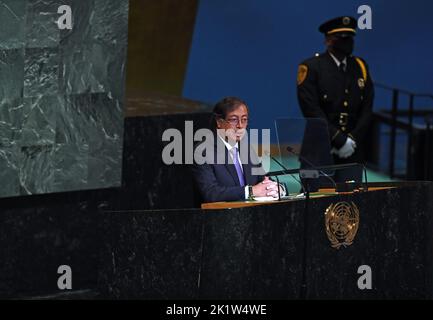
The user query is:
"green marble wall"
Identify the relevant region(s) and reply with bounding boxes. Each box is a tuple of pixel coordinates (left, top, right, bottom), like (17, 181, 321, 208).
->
(0, 0, 128, 197)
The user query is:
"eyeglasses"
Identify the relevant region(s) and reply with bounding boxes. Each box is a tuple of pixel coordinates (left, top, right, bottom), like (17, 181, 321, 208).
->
(223, 117, 249, 126)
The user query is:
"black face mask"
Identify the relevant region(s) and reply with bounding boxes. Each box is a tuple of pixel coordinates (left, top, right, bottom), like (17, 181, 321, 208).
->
(332, 36, 354, 56)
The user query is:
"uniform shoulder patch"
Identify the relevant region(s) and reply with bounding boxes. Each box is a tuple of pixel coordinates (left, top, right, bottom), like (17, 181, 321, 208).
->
(297, 64, 308, 85)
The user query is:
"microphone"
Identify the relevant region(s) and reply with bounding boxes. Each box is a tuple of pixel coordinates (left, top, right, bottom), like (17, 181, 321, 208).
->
(286, 146, 337, 190)
(266, 152, 306, 195)
(274, 174, 281, 201)
(361, 162, 369, 191)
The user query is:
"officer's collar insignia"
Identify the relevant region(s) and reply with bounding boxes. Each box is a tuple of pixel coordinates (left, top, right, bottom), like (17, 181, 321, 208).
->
(358, 78, 365, 89)
(325, 201, 360, 249)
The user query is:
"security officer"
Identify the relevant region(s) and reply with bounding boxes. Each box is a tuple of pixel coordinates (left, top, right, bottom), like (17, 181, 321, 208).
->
(297, 16, 374, 183)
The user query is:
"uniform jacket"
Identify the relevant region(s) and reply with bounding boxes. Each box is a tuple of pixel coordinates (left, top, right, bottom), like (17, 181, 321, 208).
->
(297, 51, 374, 162)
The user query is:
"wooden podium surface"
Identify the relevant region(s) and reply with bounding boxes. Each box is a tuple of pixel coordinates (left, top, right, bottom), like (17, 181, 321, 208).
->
(201, 186, 395, 209)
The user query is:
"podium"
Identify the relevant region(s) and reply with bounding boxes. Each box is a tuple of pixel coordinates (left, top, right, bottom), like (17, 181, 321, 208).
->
(99, 181, 433, 299)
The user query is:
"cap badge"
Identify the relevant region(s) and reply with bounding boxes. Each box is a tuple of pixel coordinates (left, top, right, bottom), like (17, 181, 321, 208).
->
(343, 17, 351, 25)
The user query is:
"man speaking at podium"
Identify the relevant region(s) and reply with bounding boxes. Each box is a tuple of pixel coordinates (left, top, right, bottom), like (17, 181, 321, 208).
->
(297, 16, 374, 182)
(191, 97, 284, 203)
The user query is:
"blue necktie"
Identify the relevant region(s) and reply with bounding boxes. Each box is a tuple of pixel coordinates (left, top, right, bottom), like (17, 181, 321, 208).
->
(232, 147, 245, 186)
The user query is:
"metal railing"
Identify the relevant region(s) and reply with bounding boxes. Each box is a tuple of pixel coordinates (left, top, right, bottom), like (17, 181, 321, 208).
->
(372, 82, 433, 179)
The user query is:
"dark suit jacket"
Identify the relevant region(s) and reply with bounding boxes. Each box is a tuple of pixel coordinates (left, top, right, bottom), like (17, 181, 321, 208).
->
(191, 135, 265, 203)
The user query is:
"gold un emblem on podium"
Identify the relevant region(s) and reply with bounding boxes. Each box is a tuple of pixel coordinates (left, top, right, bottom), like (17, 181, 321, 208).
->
(325, 202, 360, 249)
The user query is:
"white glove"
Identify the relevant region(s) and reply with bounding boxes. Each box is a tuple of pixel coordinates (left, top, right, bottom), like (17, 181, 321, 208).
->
(332, 137, 356, 159)
(347, 137, 357, 150)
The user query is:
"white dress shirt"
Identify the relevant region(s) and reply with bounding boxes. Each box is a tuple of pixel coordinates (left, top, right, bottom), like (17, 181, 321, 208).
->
(329, 51, 347, 71)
